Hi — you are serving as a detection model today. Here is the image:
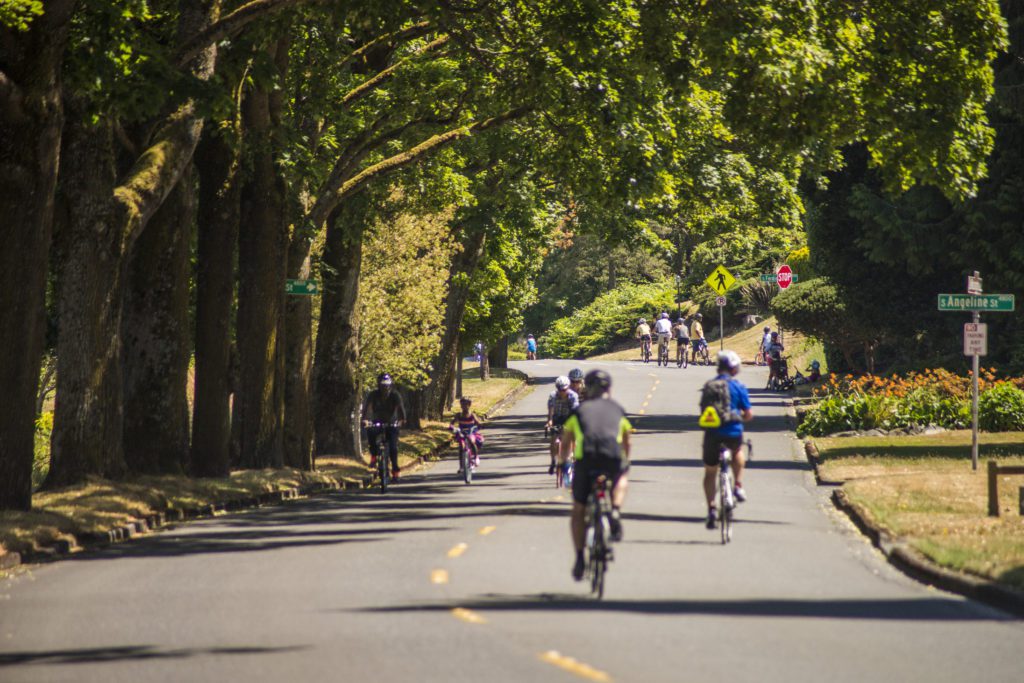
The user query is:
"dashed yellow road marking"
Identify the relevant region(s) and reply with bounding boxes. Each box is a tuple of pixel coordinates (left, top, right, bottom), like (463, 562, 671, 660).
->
(447, 543, 468, 558)
(452, 608, 487, 625)
(638, 409, 645, 415)
(479, 525, 496, 536)
(539, 650, 612, 682)
(641, 401, 649, 408)
(431, 569, 449, 584)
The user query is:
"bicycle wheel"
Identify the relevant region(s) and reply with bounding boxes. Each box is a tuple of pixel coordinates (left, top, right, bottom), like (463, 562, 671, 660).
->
(589, 512, 606, 597)
(719, 472, 732, 544)
(379, 447, 389, 494)
(461, 444, 472, 484)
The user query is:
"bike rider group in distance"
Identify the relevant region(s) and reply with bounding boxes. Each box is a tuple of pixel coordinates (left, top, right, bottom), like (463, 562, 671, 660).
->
(636, 311, 711, 367)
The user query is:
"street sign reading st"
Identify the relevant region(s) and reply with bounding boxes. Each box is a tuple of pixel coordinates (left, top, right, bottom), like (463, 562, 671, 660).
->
(760, 273, 799, 283)
(286, 279, 320, 295)
(937, 293, 1014, 312)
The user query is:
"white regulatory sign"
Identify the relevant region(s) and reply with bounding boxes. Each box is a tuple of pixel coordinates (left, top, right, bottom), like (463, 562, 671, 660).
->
(967, 275, 982, 295)
(715, 296, 727, 307)
(964, 322, 988, 356)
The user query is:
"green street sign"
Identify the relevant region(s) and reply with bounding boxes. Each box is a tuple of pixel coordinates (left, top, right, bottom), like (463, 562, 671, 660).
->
(759, 273, 799, 283)
(286, 279, 320, 295)
(937, 293, 1015, 312)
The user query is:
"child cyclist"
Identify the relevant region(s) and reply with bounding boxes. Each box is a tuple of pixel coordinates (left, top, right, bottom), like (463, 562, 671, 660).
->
(449, 397, 484, 468)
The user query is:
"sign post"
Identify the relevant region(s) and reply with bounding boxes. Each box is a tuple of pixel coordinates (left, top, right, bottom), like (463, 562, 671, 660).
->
(705, 265, 735, 352)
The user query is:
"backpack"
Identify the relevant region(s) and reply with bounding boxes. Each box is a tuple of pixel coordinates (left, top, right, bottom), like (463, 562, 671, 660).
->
(699, 378, 735, 428)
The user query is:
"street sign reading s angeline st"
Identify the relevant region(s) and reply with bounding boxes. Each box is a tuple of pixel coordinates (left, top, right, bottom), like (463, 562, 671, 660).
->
(937, 293, 1015, 312)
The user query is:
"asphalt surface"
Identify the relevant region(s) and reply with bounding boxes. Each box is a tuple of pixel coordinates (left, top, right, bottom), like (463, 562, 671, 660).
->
(1, 358, 1022, 682)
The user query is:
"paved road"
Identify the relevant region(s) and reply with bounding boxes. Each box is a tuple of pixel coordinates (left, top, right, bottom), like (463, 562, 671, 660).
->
(1, 359, 1022, 682)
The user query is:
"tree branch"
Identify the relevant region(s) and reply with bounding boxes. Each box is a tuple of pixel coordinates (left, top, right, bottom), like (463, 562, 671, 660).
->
(175, 0, 321, 68)
(339, 35, 450, 109)
(339, 20, 432, 71)
(335, 106, 531, 202)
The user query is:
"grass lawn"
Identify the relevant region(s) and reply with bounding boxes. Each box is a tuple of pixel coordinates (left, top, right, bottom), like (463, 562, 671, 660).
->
(2, 368, 526, 562)
(813, 430, 1024, 591)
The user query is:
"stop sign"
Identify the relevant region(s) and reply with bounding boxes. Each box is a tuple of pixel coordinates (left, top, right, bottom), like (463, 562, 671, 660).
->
(777, 264, 793, 289)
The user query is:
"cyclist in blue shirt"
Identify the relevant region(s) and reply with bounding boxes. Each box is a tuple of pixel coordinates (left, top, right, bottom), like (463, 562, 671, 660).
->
(702, 350, 753, 529)
(526, 334, 538, 360)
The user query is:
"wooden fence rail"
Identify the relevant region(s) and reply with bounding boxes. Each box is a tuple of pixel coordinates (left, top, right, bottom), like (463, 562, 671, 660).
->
(987, 461, 1024, 517)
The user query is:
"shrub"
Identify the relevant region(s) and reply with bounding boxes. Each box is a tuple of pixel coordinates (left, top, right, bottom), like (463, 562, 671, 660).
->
(541, 280, 678, 358)
(34, 411, 53, 488)
(979, 383, 1024, 432)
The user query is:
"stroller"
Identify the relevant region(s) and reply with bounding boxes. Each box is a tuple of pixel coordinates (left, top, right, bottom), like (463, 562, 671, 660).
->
(769, 357, 795, 391)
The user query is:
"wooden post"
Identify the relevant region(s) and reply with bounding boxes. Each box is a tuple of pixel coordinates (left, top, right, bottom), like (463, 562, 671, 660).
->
(1019, 487, 1024, 516)
(988, 460, 999, 517)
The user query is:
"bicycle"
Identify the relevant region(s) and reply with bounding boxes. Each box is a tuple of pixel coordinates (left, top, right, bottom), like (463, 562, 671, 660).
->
(676, 339, 689, 368)
(451, 426, 478, 485)
(640, 337, 652, 363)
(366, 421, 399, 493)
(656, 336, 670, 366)
(546, 424, 572, 487)
(717, 439, 752, 544)
(692, 339, 710, 366)
(584, 474, 615, 598)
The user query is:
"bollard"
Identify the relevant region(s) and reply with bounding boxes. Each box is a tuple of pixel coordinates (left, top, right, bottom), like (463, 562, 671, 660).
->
(1020, 487, 1024, 516)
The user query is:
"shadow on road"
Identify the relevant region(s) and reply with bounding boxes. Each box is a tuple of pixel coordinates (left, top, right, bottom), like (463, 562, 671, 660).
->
(0, 644, 308, 667)
(359, 594, 1012, 622)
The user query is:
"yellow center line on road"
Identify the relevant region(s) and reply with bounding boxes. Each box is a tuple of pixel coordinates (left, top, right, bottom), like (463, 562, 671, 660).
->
(451, 608, 487, 625)
(430, 569, 449, 585)
(447, 543, 468, 558)
(479, 525, 496, 536)
(539, 650, 612, 682)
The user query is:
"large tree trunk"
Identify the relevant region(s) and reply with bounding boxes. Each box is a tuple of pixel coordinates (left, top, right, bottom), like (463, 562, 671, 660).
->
(191, 130, 241, 478)
(45, 0, 220, 488)
(121, 170, 194, 475)
(0, 1, 77, 509)
(488, 337, 508, 369)
(284, 238, 315, 469)
(48, 113, 128, 487)
(421, 228, 487, 420)
(313, 204, 366, 459)
(236, 72, 288, 469)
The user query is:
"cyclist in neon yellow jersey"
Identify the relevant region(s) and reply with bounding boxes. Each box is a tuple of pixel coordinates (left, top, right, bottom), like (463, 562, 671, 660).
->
(560, 369, 632, 581)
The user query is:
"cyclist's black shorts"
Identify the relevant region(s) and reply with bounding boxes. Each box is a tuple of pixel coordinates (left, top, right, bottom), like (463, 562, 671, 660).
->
(639, 334, 652, 342)
(676, 336, 689, 346)
(572, 458, 628, 505)
(702, 432, 743, 467)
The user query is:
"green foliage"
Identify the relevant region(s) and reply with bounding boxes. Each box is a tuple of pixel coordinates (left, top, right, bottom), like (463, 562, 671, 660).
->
(786, 247, 817, 281)
(33, 411, 53, 489)
(980, 383, 1024, 432)
(358, 202, 455, 389)
(798, 390, 971, 437)
(541, 280, 675, 358)
(0, 0, 42, 30)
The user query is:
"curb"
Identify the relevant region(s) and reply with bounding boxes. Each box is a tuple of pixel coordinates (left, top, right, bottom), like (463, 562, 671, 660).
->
(2, 374, 532, 572)
(803, 439, 1024, 618)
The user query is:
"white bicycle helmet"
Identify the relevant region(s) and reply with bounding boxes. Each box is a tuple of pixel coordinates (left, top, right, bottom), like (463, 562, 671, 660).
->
(555, 376, 571, 390)
(717, 350, 742, 370)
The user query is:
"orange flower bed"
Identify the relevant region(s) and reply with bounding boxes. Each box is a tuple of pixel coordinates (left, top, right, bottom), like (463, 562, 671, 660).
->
(813, 368, 1023, 401)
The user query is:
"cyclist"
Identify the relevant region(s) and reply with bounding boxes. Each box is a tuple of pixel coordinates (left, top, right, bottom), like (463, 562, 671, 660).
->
(449, 396, 483, 468)
(560, 369, 632, 580)
(634, 318, 652, 360)
(672, 316, 690, 365)
(546, 375, 580, 475)
(690, 313, 707, 364)
(568, 368, 585, 400)
(362, 373, 407, 481)
(757, 326, 772, 365)
(766, 331, 785, 389)
(653, 312, 672, 361)
(526, 334, 537, 360)
(701, 350, 752, 529)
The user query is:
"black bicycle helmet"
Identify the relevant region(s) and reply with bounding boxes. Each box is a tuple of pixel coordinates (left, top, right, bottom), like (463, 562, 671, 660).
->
(584, 369, 612, 393)
(377, 372, 393, 387)
(568, 368, 584, 382)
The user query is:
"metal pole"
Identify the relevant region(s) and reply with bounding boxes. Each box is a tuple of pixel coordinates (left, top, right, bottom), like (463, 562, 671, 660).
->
(972, 308, 980, 471)
(719, 304, 724, 351)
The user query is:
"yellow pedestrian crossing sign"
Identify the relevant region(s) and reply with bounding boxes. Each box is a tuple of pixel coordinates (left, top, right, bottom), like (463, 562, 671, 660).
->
(698, 406, 721, 428)
(705, 265, 735, 295)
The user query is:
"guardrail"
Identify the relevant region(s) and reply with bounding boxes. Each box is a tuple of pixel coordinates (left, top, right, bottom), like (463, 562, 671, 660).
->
(987, 461, 1024, 516)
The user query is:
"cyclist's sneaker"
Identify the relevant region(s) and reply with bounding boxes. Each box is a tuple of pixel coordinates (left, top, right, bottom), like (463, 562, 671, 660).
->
(391, 468, 400, 481)
(473, 456, 480, 468)
(548, 462, 556, 475)
(369, 456, 377, 468)
(706, 509, 717, 529)
(609, 510, 623, 542)
(572, 552, 585, 581)
(734, 486, 747, 503)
